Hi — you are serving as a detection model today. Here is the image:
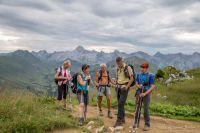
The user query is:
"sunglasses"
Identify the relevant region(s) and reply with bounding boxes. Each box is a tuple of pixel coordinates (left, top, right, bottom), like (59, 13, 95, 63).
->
(140, 66, 148, 69)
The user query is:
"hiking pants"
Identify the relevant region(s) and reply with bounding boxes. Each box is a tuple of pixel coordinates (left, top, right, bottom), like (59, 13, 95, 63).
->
(134, 93, 151, 127)
(143, 94, 150, 127)
(116, 86, 129, 120)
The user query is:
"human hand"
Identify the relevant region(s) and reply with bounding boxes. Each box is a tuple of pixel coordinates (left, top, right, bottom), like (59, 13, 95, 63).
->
(138, 84, 143, 89)
(140, 93, 146, 97)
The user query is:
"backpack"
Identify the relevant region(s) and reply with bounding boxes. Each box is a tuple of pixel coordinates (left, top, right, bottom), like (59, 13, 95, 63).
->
(54, 66, 62, 85)
(117, 64, 136, 87)
(71, 73, 81, 94)
(126, 64, 136, 87)
(98, 70, 110, 85)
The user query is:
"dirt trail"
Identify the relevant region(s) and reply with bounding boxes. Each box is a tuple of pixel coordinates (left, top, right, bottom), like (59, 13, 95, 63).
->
(54, 105, 200, 133)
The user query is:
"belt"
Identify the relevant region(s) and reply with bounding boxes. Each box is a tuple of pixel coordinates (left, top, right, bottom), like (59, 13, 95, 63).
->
(117, 82, 128, 85)
(99, 85, 110, 87)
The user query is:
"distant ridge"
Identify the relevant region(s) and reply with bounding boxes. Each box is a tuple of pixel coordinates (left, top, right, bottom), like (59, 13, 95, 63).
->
(0, 46, 199, 70)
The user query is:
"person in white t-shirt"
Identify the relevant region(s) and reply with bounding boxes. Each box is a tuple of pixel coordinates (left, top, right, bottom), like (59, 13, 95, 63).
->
(55, 60, 72, 109)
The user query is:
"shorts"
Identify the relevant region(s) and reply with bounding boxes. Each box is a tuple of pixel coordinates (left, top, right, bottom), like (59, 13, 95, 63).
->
(57, 84, 68, 100)
(77, 90, 89, 105)
(98, 86, 111, 97)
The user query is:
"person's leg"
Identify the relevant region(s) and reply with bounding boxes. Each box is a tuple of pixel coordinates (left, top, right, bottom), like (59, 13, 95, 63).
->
(117, 88, 122, 119)
(98, 87, 103, 111)
(105, 87, 111, 111)
(77, 93, 84, 125)
(133, 95, 140, 127)
(98, 96, 103, 112)
(57, 85, 62, 108)
(115, 87, 122, 126)
(83, 91, 89, 120)
(106, 95, 111, 111)
(143, 94, 150, 127)
(106, 94, 113, 118)
(118, 88, 129, 123)
(62, 84, 67, 109)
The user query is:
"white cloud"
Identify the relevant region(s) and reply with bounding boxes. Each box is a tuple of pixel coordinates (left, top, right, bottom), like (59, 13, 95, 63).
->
(174, 32, 200, 44)
(0, 31, 20, 41)
(0, 0, 199, 54)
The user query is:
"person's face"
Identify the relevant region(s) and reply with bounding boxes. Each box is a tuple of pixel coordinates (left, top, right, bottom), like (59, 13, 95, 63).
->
(116, 61, 123, 68)
(141, 66, 148, 73)
(101, 66, 106, 72)
(84, 68, 90, 75)
(63, 62, 69, 69)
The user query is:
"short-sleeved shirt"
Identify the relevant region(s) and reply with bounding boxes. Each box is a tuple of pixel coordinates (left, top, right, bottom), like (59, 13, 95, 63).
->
(77, 73, 89, 91)
(117, 63, 133, 84)
(136, 73, 155, 90)
(57, 66, 71, 86)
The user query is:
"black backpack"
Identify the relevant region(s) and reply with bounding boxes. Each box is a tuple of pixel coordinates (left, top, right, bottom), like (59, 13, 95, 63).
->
(54, 66, 62, 85)
(71, 73, 81, 94)
(98, 70, 110, 85)
(124, 64, 136, 87)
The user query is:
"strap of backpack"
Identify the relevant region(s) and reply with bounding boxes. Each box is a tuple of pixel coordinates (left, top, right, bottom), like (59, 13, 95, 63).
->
(98, 70, 110, 85)
(107, 70, 110, 84)
(98, 70, 102, 82)
(59, 66, 62, 76)
(146, 73, 150, 86)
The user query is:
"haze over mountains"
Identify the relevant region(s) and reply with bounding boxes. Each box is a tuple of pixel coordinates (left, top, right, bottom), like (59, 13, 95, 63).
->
(32, 45, 200, 70)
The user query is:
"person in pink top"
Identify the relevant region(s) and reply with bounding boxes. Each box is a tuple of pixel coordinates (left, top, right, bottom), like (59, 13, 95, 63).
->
(55, 60, 72, 109)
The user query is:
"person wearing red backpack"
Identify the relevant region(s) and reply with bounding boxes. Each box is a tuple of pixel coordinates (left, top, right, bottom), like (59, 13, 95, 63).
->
(94, 63, 115, 119)
(55, 60, 72, 109)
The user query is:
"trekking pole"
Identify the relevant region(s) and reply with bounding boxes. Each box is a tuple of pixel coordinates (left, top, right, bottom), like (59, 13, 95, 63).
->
(133, 87, 144, 128)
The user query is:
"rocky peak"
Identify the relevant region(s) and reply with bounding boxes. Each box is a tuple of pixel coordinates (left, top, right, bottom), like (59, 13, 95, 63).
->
(74, 45, 85, 52)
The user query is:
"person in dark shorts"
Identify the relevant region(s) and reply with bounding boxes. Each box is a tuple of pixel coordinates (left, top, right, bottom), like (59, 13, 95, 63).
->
(77, 64, 91, 126)
(55, 60, 72, 109)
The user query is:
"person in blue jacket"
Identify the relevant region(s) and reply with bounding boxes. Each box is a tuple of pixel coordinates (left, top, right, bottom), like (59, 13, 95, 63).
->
(133, 61, 155, 131)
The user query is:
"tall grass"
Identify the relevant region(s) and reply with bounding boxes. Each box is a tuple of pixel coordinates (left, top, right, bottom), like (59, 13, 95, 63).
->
(152, 74, 200, 107)
(0, 90, 76, 133)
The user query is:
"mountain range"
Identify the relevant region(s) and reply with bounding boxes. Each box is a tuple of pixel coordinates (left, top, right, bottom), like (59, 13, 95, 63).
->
(0, 46, 199, 94)
(32, 45, 200, 70)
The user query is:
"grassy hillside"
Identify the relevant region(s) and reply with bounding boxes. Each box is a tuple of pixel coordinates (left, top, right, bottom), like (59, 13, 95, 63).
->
(0, 50, 53, 90)
(0, 90, 76, 133)
(152, 67, 200, 107)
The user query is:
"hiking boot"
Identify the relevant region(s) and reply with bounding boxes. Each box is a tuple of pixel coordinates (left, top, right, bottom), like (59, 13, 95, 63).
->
(143, 125, 150, 131)
(99, 110, 103, 116)
(108, 111, 113, 119)
(114, 119, 123, 127)
(78, 118, 84, 126)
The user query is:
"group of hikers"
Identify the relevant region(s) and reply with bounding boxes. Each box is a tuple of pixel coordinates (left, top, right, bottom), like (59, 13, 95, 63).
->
(55, 57, 155, 131)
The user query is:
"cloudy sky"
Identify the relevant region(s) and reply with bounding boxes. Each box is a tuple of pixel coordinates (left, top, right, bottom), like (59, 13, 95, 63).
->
(0, 0, 200, 54)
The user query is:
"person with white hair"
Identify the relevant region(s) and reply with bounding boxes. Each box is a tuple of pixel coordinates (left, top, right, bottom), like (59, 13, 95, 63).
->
(94, 63, 115, 119)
